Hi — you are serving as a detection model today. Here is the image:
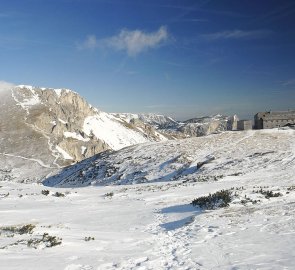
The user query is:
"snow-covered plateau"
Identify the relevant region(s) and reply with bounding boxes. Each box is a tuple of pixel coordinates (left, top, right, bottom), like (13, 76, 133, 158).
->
(1, 129, 295, 270)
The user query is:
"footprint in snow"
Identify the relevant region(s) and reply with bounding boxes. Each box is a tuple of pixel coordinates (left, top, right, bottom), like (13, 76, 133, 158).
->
(64, 264, 93, 270)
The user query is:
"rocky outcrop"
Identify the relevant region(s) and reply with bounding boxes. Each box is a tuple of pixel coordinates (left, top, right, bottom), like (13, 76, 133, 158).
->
(10, 85, 110, 165)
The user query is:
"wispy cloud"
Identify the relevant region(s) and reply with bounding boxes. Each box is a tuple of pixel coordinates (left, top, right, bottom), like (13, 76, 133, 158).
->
(80, 26, 169, 56)
(82, 35, 98, 49)
(281, 79, 295, 86)
(202, 29, 272, 41)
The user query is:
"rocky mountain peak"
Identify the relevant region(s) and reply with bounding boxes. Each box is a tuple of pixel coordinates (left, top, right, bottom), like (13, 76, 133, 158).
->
(0, 84, 169, 182)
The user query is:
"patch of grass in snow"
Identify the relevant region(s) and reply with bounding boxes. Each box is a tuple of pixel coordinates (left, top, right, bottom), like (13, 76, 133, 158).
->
(287, 185, 295, 191)
(255, 188, 282, 199)
(27, 233, 62, 248)
(192, 189, 232, 209)
(0, 222, 62, 250)
(240, 194, 261, 205)
(1, 224, 35, 236)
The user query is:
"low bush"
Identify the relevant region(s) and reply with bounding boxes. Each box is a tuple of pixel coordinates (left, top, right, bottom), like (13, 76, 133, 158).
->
(256, 189, 282, 199)
(104, 192, 114, 198)
(27, 233, 62, 248)
(84, 236, 95, 241)
(41, 190, 50, 196)
(1, 224, 35, 235)
(192, 189, 232, 210)
(52, 192, 65, 197)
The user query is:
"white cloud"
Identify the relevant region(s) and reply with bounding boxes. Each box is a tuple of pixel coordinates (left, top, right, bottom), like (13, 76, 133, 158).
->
(0, 80, 15, 91)
(82, 35, 98, 49)
(202, 29, 272, 41)
(80, 26, 169, 56)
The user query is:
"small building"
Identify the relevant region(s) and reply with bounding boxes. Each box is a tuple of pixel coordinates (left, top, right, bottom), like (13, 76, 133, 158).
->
(237, 120, 252, 130)
(254, 110, 295, 129)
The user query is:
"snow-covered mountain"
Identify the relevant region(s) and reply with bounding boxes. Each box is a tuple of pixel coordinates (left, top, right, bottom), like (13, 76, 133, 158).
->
(114, 113, 239, 139)
(44, 129, 294, 187)
(0, 85, 167, 182)
(113, 113, 179, 129)
(178, 114, 238, 137)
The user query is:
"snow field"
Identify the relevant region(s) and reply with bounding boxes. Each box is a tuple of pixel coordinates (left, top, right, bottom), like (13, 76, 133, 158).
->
(1, 129, 295, 269)
(1, 171, 295, 269)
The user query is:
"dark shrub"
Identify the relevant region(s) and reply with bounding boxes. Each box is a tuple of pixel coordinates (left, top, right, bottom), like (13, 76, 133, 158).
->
(192, 189, 232, 210)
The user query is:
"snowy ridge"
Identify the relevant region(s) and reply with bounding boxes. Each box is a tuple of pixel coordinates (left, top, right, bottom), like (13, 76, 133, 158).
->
(44, 129, 295, 187)
(113, 112, 179, 128)
(113, 112, 239, 139)
(19, 85, 73, 97)
(11, 86, 41, 114)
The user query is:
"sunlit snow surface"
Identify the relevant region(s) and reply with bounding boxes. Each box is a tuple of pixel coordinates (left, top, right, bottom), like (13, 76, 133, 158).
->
(83, 112, 148, 150)
(1, 129, 295, 270)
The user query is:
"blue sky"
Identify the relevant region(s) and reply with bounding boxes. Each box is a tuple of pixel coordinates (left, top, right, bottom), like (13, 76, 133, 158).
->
(1, 0, 295, 119)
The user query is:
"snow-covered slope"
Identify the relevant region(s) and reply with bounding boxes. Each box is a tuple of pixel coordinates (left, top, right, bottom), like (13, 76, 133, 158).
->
(82, 113, 146, 151)
(44, 129, 295, 187)
(1, 128, 295, 270)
